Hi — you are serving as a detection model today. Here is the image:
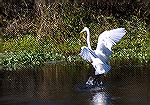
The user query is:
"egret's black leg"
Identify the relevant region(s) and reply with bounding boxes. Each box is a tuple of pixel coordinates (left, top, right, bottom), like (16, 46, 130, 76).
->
(86, 65, 95, 85)
(86, 76, 94, 86)
(94, 74, 105, 86)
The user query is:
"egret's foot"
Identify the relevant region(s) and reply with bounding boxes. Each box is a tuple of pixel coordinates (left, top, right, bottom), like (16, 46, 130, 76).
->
(93, 74, 105, 87)
(86, 76, 95, 86)
(85, 74, 106, 89)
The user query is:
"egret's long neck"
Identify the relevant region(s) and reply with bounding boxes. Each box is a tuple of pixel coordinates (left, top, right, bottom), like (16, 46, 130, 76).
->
(86, 29, 91, 49)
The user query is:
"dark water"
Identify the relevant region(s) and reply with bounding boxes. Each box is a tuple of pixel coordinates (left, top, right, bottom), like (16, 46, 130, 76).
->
(0, 62, 150, 105)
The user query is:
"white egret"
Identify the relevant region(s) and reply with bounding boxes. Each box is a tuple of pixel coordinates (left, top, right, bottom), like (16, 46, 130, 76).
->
(79, 27, 126, 85)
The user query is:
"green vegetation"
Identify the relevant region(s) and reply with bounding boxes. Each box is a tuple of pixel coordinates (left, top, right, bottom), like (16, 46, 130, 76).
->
(0, 51, 81, 70)
(0, 0, 150, 70)
(111, 16, 149, 63)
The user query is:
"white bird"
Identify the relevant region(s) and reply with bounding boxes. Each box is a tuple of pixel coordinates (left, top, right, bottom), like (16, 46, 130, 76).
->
(79, 27, 126, 76)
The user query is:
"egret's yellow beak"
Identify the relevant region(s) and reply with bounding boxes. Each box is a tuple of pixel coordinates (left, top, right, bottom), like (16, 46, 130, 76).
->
(82, 35, 86, 40)
(80, 30, 84, 33)
(80, 32, 86, 40)
(79, 30, 83, 36)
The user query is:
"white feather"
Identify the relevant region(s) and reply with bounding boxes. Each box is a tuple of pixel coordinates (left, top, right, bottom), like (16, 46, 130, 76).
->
(96, 28, 126, 53)
(79, 46, 92, 62)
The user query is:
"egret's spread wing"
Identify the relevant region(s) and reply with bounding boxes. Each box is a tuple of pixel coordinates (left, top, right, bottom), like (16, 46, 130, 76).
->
(79, 46, 92, 62)
(86, 48, 107, 64)
(96, 28, 126, 56)
(79, 46, 104, 63)
(88, 48, 98, 58)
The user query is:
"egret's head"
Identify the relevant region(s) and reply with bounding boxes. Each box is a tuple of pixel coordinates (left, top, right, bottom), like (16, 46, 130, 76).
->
(80, 27, 89, 33)
(80, 27, 89, 40)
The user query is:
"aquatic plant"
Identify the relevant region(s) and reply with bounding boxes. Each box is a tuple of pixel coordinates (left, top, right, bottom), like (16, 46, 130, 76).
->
(0, 46, 85, 70)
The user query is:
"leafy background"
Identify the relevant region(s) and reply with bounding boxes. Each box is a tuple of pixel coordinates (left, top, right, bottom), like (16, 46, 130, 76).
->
(0, 0, 150, 69)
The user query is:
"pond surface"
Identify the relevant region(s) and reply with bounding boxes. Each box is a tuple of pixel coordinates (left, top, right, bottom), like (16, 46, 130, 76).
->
(0, 62, 150, 105)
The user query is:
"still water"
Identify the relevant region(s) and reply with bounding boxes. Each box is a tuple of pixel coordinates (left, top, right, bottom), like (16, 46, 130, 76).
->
(0, 62, 150, 105)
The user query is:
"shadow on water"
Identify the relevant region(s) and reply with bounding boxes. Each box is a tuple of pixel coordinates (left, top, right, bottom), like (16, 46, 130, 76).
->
(0, 61, 150, 105)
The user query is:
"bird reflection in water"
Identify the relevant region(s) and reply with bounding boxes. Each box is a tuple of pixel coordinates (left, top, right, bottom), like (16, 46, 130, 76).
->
(91, 91, 111, 105)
